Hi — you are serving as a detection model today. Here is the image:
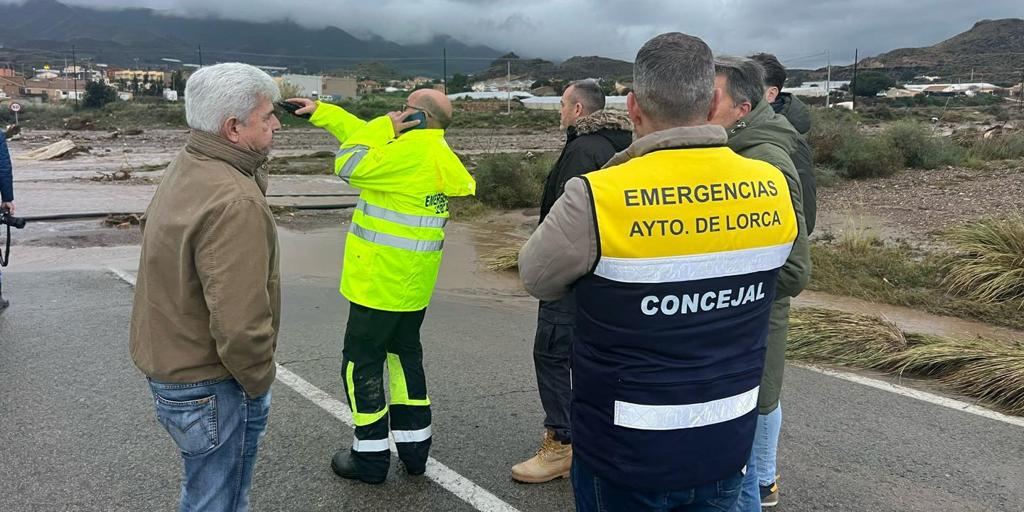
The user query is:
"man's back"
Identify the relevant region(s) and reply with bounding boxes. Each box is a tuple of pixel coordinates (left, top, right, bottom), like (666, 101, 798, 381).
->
(130, 131, 281, 397)
(571, 143, 798, 490)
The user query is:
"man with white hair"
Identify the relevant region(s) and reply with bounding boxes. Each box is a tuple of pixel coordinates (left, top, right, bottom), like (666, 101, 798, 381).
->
(129, 62, 282, 512)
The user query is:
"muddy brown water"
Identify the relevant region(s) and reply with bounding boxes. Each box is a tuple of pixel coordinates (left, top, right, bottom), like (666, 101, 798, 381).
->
(794, 290, 1023, 343)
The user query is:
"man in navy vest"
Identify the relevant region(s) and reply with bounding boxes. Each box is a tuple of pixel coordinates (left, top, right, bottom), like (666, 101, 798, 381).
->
(519, 32, 802, 511)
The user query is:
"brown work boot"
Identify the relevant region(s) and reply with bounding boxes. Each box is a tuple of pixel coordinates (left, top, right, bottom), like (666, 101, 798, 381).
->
(511, 429, 572, 483)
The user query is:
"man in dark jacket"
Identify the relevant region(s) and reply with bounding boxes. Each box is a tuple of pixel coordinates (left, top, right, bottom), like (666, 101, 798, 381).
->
(0, 124, 17, 312)
(512, 80, 632, 484)
(752, 53, 816, 234)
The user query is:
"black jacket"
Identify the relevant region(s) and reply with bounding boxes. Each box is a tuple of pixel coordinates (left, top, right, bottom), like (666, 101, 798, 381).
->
(539, 110, 633, 222)
(772, 93, 817, 234)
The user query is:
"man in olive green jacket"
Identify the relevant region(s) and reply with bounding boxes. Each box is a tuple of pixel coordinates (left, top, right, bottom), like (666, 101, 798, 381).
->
(710, 56, 811, 511)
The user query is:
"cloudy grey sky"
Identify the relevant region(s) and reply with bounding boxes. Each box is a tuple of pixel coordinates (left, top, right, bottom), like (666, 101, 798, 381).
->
(7, 0, 1023, 67)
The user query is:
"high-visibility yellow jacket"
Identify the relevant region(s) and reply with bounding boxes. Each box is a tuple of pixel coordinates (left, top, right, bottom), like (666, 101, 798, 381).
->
(310, 102, 476, 311)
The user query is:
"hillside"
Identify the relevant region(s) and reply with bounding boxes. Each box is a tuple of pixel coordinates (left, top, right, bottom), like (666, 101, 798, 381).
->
(0, 0, 502, 77)
(473, 54, 633, 82)
(855, 18, 1024, 83)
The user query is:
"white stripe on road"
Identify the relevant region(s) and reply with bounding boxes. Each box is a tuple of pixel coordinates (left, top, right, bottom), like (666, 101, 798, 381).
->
(276, 365, 521, 512)
(107, 267, 522, 512)
(109, 267, 137, 286)
(796, 363, 1024, 429)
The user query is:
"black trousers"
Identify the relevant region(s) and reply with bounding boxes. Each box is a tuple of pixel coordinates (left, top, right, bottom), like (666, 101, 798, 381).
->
(533, 297, 574, 443)
(342, 303, 432, 477)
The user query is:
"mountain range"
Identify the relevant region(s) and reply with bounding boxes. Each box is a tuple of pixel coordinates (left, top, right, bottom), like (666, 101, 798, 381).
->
(0, 0, 502, 76)
(1, 2, 1022, 85)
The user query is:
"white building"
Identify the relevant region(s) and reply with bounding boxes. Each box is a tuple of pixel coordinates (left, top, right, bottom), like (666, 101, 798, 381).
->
(448, 91, 534, 101)
(471, 78, 535, 92)
(521, 96, 628, 111)
(280, 74, 324, 98)
(904, 83, 1000, 96)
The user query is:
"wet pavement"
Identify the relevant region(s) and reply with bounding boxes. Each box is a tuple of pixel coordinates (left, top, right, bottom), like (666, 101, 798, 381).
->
(2, 256, 1023, 511)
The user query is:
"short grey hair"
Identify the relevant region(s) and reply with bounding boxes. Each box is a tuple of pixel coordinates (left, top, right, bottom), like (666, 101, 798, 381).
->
(633, 32, 715, 125)
(185, 63, 280, 133)
(714, 56, 766, 108)
(568, 79, 605, 114)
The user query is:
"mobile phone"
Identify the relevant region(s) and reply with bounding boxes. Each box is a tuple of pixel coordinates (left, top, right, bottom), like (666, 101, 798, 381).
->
(401, 111, 427, 133)
(277, 101, 311, 119)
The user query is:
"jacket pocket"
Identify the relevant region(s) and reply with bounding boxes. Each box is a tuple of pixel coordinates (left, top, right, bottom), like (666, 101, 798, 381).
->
(153, 394, 219, 457)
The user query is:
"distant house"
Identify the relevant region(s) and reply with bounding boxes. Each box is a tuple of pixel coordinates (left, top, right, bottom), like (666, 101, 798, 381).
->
(530, 85, 558, 97)
(323, 76, 358, 100)
(113, 70, 167, 84)
(23, 79, 85, 102)
(0, 74, 26, 99)
(471, 78, 534, 92)
(883, 87, 920, 98)
(904, 82, 1000, 97)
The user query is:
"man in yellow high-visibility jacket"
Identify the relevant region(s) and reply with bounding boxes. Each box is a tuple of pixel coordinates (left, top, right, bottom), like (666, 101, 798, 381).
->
(288, 90, 475, 484)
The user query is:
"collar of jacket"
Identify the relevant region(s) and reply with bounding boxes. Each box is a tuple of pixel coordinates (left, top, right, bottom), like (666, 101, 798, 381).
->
(570, 109, 633, 137)
(603, 124, 727, 168)
(186, 129, 269, 178)
(727, 98, 775, 136)
(397, 128, 446, 141)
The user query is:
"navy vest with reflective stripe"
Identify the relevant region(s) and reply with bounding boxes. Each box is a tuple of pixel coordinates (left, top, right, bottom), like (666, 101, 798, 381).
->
(571, 146, 797, 492)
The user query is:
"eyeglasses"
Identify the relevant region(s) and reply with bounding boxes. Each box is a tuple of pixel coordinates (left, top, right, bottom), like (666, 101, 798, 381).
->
(402, 104, 432, 117)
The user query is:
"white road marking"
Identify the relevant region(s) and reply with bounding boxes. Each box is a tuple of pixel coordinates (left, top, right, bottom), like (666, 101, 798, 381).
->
(108, 267, 137, 286)
(107, 267, 522, 512)
(795, 363, 1024, 428)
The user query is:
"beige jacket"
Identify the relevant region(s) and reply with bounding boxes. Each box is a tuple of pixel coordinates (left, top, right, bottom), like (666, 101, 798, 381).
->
(519, 125, 730, 300)
(129, 130, 281, 397)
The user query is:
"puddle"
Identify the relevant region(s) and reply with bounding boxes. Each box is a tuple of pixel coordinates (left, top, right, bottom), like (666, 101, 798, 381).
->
(275, 221, 527, 300)
(795, 290, 1023, 343)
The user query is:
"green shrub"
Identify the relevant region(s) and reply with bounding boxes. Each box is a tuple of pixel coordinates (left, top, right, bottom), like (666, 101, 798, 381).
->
(472, 152, 554, 208)
(968, 133, 1024, 161)
(881, 120, 965, 169)
(809, 108, 859, 165)
(834, 133, 901, 178)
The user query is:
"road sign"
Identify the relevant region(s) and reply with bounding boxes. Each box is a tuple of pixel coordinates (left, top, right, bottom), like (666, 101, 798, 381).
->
(9, 103, 21, 113)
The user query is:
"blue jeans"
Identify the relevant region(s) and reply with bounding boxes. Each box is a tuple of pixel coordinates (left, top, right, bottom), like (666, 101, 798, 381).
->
(148, 377, 272, 512)
(735, 404, 782, 511)
(572, 454, 743, 511)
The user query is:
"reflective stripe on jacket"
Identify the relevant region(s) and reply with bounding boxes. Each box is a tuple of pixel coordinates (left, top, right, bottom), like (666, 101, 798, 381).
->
(572, 145, 798, 491)
(309, 102, 475, 311)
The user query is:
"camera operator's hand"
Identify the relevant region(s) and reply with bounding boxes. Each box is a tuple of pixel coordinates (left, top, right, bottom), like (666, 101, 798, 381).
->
(1, 202, 12, 216)
(285, 98, 318, 117)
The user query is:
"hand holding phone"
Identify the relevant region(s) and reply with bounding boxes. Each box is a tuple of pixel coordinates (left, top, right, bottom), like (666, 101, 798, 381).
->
(401, 111, 427, 133)
(277, 100, 312, 119)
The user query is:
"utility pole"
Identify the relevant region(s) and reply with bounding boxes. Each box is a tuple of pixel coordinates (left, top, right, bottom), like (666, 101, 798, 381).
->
(443, 48, 447, 95)
(198, 45, 204, 67)
(507, 59, 512, 115)
(71, 44, 79, 109)
(970, 68, 974, 82)
(1018, 68, 1023, 113)
(825, 49, 832, 109)
(851, 48, 859, 111)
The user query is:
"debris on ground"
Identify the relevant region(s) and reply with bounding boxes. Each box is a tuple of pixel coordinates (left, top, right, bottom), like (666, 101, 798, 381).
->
(482, 244, 523, 272)
(16, 139, 89, 161)
(269, 205, 297, 216)
(91, 169, 132, 182)
(63, 116, 95, 130)
(102, 213, 142, 229)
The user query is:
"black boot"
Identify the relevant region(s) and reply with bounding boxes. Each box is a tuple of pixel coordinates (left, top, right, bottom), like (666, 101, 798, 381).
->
(331, 449, 388, 485)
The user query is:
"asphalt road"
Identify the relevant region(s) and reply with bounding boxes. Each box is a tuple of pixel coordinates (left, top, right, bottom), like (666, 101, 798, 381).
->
(1, 270, 1021, 511)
